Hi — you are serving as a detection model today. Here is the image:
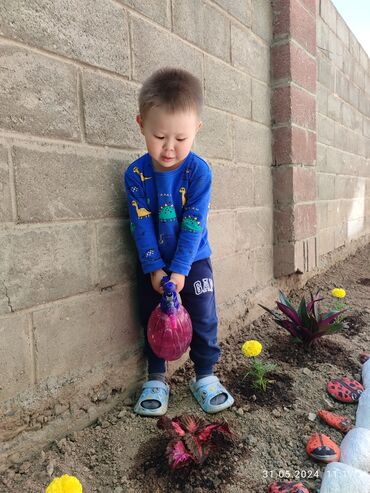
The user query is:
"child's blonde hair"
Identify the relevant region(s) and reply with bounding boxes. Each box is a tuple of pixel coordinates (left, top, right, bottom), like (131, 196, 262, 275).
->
(139, 67, 203, 118)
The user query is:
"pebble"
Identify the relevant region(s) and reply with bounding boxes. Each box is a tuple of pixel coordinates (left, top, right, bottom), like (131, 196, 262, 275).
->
(272, 408, 281, 417)
(303, 367, 312, 376)
(308, 412, 316, 422)
(237, 408, 244, 416)
(118, 410, 127, 419)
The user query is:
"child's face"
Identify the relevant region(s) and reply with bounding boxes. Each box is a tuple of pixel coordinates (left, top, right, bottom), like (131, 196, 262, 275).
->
(137, 107, 202, 171)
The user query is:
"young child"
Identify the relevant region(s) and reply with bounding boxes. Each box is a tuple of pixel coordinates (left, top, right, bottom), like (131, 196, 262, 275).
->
(124, 67, 234, 416)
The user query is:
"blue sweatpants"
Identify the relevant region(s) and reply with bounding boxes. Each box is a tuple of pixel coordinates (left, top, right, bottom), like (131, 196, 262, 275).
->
(136, 257, 220, 375)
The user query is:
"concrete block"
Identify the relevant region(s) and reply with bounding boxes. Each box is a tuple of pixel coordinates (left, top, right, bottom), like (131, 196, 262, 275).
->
(119, 0, 170, 28)
(208, 211, 236, 259)
(349, 32, 360, 61)
(231, 24, 269, 83)
(336, 70, 349, 102)
(334, 222, 346, 248)
(318, 114, 335, 146)
(317, 84, 329, 116)
(0, 42, 79, 140)
(340, 427, 370, 471)
(205, 56, 251, 119)
(317, 201, 328, 229)
(173, 0, 230, 62)
(131, 16, 202, 82)
(0, 223, 94, 311)
(33, 285, 141, 380)
(273, 126, 316, 166)
(364, 119, 370, 139)
(0, 145, 12, 222)
(212, 0, 252, 26)
(252, 245, 273, 287)
(317, 17, 329, 52)
(272, 85, 315, 130)
(342, 103, 361, 131)
(336, 14, 349, 46)
(96, 219, 136, 288)
(318, 227, 335, 256)
(320, 0, 337, 33)
(320, 462, 370, 493)
(251, 0, 272, 42)
(348, 82, 359, 109)
(251, 80, 270, 126)
(213, 251, 255, 304)
(354, 63, 366, 91)
(359, 46, 369, 72)
(290, 0, 316, 55)
(327, 94, 342, 121)
(0, 0, 129, 74)
(316, 142, 327, 171)
(318, 173, 335, 201)
(12, 145, 133, 222)
(211, 162, 253, 209)
(273, 166, 315, 206)
(234, 119, 271, 165)
(193, 107, 233, 160)
(318, 55, 335, 92)
(254, 165, 273, 206)
(236, 208, 273, 250)
(0, 314, 33, 401)
(82, 70, 142, 148)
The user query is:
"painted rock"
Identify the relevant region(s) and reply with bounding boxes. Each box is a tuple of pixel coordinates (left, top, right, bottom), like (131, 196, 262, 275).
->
(306, 432, 340, 463)
(268, 480, 310, 493)
(359, 352, 370, 364)
(327, 377, 364, 403)
(317, 409, 353, 433)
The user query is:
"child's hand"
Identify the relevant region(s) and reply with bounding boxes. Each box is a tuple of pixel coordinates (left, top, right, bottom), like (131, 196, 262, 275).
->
(150, 269, 167, 294)
(170, 273, 185, 293)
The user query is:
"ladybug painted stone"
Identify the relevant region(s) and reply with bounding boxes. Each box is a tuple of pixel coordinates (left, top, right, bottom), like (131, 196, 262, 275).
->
(359, 352, 370, 364)
(306, 432, 340, 463)
(317, 409, 352, 433)
(327, 377, 363, 403)
(268, 480, 310, 493)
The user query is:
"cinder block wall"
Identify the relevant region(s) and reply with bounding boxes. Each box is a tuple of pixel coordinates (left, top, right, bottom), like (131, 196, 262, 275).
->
(317, 0, 370, 259)
(0, 0, 273, 469)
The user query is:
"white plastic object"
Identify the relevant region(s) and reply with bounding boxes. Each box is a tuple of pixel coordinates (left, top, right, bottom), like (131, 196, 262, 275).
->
(320, 462, 370, 493)
(340, 427, 370, 472)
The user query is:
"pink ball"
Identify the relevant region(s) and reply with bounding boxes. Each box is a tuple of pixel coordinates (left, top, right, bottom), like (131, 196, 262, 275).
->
(148, 304, 192, 361)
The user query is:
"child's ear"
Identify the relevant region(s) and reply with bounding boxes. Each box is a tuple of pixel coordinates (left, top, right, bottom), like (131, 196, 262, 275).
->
(197, 121, 203, 132)
(136, 114, 144, 134)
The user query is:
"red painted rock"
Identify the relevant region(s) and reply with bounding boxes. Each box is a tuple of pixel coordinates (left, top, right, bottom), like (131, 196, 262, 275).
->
(327, 377, 363, 403)
(268, 480, 310, 493)
(306, 432, 340, 463)
(359, 352, 370, 364)
(317, 409, 353, 433)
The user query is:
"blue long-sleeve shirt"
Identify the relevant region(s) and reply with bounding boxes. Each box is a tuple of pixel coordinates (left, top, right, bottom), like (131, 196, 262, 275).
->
(124, 151, 212, 275)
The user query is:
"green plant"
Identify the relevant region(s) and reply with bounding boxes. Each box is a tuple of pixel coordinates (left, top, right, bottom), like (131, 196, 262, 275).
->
(259, 290, 347, 349)
(157, 414, 236, 470)
(245, 358, 277, 391)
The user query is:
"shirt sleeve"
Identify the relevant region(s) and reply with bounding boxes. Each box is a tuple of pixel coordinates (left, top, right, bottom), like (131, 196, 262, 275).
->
(124, 168, 166, 274)
(169, 164, 211, 276)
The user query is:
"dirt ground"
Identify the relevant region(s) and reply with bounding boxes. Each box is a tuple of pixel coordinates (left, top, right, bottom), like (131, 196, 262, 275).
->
(2, 243, 370, 493)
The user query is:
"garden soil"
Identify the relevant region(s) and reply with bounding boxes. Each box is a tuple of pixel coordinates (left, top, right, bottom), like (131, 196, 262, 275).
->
(2, 243, 370, 493)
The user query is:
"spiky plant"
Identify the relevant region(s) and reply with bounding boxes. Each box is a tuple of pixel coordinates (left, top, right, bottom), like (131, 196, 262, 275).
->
(157, 414, 236, 470)
(259, 289, 347, 349)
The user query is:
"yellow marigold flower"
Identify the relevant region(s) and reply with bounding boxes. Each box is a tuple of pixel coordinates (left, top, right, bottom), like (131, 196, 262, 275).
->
(242, 340, 262, 358)
(46, 475, 83, 493)
(331, 288, 346, 299)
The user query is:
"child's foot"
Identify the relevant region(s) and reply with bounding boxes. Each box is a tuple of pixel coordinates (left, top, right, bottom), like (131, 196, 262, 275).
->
(189, 375, 234, 414)
(133, 380, 170, 416)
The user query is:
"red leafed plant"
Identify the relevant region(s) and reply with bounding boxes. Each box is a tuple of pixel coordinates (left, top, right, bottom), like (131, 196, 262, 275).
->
(157, 414, 236, 470)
